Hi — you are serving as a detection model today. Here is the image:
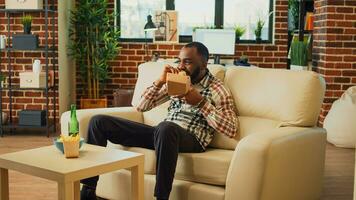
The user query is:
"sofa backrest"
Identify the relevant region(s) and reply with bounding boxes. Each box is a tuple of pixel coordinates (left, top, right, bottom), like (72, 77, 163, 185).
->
(224, 67, 326, 127)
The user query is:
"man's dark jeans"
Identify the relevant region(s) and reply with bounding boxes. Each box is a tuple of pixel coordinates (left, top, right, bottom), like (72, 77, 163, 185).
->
(80, 115, 204, 199)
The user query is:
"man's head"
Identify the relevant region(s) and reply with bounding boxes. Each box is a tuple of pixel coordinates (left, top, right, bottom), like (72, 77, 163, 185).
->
(177, 42, 209, 84)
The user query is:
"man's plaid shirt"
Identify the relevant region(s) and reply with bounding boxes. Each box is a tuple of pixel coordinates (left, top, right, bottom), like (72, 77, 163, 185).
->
(136, 70, 239, 150)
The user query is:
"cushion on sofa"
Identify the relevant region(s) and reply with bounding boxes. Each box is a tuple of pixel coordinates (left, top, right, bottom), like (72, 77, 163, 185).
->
(224, 67, 325, 127)
(209, 116, 281, 150)
(108, 141, 233, 186)
(131, 62, 226, 107)
(324, 86, 356, 148)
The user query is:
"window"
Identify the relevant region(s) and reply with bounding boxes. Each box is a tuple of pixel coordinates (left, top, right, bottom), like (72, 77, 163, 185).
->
(175, 0, 215, 36)
(117, 0, 274, 43)
(224, 0, 272, 40)
(119, 0, 165, 39)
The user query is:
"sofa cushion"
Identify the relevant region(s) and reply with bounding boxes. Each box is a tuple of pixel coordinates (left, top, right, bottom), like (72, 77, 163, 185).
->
(324, 86, 356, 148)
(209, 116, 281, 150)
(131, 62, 226, 108)
(224, 67, 325, 127)
(108, 142, 233, 186)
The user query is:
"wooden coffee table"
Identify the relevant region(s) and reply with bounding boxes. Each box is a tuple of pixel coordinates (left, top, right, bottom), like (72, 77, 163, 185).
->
(0, 144, 144, 200)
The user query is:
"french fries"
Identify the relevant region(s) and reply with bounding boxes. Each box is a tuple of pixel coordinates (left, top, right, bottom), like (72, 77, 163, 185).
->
(57, 134, 80, 142)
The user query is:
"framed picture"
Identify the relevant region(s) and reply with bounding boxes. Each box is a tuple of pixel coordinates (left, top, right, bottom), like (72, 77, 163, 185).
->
(154, 11, 178, 43)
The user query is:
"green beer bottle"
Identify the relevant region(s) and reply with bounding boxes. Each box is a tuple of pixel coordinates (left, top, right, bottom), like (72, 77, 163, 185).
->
(68, 104, 79, 136)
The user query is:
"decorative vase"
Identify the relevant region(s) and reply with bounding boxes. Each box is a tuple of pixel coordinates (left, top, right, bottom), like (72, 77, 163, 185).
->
(32, 59, 41, 74)
(0, 35, 6, 49)
(2, 112, 8, 125)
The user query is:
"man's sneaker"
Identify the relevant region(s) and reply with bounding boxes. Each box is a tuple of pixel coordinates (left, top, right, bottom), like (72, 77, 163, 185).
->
(80, 185, 97, 200)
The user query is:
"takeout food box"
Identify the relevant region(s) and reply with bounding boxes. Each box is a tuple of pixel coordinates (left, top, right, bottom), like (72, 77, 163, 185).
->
(62, 135, 80, 158)
(166, 71, 191, 96)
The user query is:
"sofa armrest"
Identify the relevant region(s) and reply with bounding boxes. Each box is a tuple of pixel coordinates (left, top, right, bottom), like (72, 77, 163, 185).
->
(225, 127, 326, 200)
(60, 107, 144, 140)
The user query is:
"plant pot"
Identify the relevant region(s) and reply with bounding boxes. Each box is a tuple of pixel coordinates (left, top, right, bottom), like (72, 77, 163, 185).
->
(12, 34, 38, 50)
(290, 64, 309, 71)
(235, 37, 240, 43)
(256, 37, 262, 43)
(23, 25, 31, 34)
(80, 98, 107, 109)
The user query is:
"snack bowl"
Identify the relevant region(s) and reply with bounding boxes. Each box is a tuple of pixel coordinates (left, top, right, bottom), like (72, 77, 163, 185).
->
(54, 137, 85, 154)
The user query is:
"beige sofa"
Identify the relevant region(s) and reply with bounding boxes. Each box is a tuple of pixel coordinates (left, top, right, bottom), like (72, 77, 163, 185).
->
(61, 62, 327, 200)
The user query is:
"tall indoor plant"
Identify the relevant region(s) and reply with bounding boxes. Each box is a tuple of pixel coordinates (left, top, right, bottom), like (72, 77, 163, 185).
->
(69, 0, 120, 108)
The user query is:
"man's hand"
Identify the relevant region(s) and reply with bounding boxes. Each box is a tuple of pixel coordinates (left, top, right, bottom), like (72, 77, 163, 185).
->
(178, 86, 204, 106)
(154, 65, 180, 88)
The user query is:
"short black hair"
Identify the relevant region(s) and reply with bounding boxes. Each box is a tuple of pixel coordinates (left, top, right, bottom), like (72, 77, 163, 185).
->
(184, 42, 209, 62)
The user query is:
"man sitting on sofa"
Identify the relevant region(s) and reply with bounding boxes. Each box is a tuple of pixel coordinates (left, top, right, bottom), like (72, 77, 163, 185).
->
(80, 42, 239, 200)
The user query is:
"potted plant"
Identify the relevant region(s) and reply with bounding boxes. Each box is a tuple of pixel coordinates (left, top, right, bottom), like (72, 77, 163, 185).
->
(234, 55, 251, 66)
(68, 0, 120, 109)
(290, 38, 308, 70)
(13, 15, 38, 50)
(254, 18, 265, 43)
(21, 15, 32, 34)
(234, 25, 245, 43)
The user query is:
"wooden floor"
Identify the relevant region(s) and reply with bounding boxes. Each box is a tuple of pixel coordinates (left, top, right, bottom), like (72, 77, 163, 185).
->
(0, 132, 354, 200)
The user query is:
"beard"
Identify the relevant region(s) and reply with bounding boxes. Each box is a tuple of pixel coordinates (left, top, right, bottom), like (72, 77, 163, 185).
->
(187, 66, 201, 84)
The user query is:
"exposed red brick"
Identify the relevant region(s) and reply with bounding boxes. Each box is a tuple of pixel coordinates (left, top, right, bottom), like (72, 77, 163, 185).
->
(26, 104, 42, 110)
(25, 92, 42, 97)
(334, 77, 351, 83)
(158, 44, 174, 50)
(128, 44, 143, 49)
(15, 98, 33, 103)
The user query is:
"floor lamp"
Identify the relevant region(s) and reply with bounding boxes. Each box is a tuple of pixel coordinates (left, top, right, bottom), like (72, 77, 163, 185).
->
(144, 15, 157, 61)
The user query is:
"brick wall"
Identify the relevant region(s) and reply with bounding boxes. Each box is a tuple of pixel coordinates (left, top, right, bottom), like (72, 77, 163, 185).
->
(313, 0, 356, 125)
(0, 0, 59, 123)
(3, 0, 352, 127)
(76, 0, 289, 106)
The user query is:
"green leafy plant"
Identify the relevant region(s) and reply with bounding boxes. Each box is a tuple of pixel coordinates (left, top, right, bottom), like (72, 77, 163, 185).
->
(290, 40, 308, 66)
(21, 15, 32, 34)
(239, 55, 248, 64)
(254, 18, 265, 40)
(254, 11, 274, 41)
(234, 25, 246, 39)
(68, 0, 120, 99)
